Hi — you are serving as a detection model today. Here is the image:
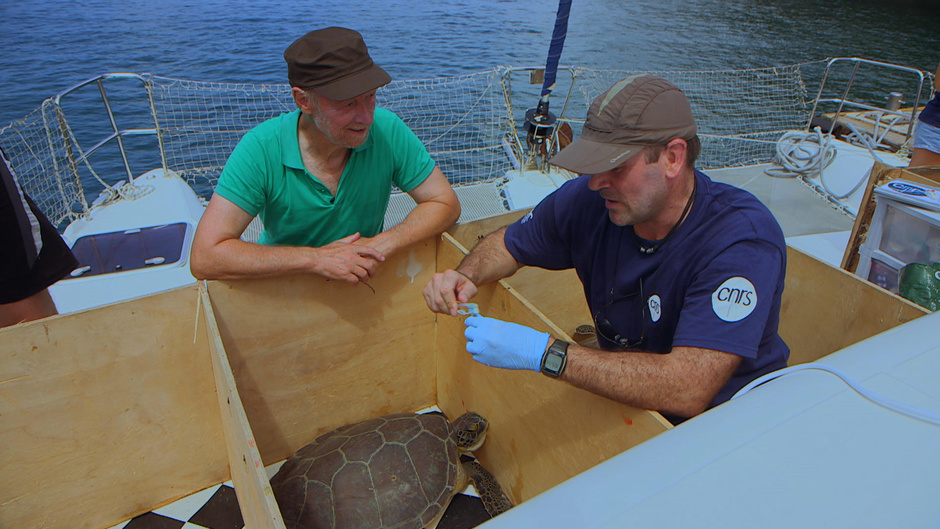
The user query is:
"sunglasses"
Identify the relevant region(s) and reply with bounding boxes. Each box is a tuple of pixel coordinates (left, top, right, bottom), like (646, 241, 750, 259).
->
(592, 277, 646, 350)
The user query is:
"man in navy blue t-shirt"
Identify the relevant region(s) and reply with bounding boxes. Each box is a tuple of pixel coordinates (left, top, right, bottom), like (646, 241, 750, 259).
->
(424, 75, 789, 423)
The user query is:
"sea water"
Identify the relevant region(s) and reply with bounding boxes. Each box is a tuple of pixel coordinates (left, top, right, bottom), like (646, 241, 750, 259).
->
(1, 0, 938, 128)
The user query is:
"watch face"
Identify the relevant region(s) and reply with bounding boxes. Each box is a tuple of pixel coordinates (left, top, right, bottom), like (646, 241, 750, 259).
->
(545, 352, 564, 372)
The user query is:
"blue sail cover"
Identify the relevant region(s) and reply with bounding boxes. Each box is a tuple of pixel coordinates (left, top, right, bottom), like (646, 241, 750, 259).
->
(541, 0, 572, 101)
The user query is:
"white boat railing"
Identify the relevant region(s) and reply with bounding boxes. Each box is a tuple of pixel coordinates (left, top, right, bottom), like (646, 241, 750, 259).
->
(809, 57, 928, 144)
(2, 59, 929, 231)
(50, 73, 168, 185)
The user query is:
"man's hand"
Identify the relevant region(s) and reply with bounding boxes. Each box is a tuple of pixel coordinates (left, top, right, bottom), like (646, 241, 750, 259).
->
(464, 316, 549, 372)
(312, 233, 385, 283)
(423, 269, 479, 316)
(354, 232, 394, 257)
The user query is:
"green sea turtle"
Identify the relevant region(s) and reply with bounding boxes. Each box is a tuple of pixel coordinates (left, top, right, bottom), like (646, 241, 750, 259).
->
(270, 411, 513, 529)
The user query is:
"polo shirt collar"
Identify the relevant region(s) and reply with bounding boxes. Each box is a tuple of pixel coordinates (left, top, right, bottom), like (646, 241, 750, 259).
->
(280, 109, 374, 170)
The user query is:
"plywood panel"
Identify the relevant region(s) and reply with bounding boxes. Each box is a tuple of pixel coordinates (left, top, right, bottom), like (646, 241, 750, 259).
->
(205, 241, 440, 465)
(434, 234, 669, 504)
(906, 166, 940, 181)
(501, 268, 592, 345)
(0, 285, 227, 529)
(201, 286, 286, 529)
(448, 209, 530, 246)
(782, 246, 928, 366)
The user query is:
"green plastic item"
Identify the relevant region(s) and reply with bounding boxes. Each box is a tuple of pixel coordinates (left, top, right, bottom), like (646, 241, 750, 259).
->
(898, 262, 940, 312)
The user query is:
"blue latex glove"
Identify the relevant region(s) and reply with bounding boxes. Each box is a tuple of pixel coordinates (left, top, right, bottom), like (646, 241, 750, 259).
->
(464, 316, 550, 372)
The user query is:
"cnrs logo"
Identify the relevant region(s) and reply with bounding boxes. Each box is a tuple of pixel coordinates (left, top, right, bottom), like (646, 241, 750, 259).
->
(711, 277, 757, 322)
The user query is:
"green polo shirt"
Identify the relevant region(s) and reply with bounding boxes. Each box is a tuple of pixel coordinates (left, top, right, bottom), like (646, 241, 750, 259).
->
(215, 108, 435, 246)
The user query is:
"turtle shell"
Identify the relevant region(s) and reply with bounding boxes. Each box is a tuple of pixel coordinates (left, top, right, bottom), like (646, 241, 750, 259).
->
(271, 412, 460, 529)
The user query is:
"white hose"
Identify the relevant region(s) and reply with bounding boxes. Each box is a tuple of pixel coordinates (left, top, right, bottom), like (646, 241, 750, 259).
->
(732, 363, 940, 427)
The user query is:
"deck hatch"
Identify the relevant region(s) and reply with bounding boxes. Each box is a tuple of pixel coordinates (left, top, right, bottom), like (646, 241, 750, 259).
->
(65, 222, 188, 278)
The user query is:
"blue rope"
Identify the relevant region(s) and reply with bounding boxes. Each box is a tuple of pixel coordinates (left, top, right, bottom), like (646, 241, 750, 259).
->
(540, 0, 572, 103)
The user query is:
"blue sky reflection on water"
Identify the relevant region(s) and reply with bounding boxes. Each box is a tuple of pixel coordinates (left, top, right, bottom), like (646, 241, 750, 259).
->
(1, 0, 938, 126)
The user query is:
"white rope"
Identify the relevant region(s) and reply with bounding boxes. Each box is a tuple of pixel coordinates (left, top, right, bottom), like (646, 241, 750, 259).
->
(855, 111, 904, 149)
(764, 125, 874, 200)
(764, 126, 837, 180)
(89, 180, 156, 209)
(840, 119, 891, 164)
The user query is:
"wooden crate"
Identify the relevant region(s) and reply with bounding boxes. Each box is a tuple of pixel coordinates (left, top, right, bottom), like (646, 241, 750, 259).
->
(842, 162, 940, 273)
(0, 220, 928, 528)
(780, 246, 927, 366)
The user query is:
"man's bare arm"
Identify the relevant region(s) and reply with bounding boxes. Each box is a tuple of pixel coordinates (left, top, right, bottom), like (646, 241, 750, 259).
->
(455, 226, 522, 285)
(358, 166, 460, 256)
(190, 194, 383, 282)
(560, 342, 743, 418)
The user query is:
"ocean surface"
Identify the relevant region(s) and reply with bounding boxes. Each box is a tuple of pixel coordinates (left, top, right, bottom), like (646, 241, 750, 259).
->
(2, 0, 939, 128)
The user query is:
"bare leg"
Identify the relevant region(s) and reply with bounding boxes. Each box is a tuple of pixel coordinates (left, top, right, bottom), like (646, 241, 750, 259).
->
(908, 147, 940, 168)
(0, 288, 59, 328)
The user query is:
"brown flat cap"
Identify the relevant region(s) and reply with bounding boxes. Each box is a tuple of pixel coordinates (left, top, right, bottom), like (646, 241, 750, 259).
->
(550, 75, 697, 175)
(284, 27, 391, 101)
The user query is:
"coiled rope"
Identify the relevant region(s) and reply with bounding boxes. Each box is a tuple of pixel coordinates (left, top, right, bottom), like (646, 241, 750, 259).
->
(764, 122, 893, 200)
(90, 180, 155, 209)
(764, 127, 837, 180)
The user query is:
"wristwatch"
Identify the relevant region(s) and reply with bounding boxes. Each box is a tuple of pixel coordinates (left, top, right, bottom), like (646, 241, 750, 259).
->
(540, 339, 569, 378)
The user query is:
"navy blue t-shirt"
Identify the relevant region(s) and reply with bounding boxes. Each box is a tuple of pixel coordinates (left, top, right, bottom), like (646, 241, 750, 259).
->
(918, 91, 940, 128)
(504, 171, 789, 410)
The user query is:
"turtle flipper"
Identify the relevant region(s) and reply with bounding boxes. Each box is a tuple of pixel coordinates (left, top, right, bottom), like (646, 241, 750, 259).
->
(460, 455, 514, 517)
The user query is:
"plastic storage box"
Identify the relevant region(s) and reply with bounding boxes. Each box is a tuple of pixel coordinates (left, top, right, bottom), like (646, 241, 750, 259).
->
(856, 192, 940, 293)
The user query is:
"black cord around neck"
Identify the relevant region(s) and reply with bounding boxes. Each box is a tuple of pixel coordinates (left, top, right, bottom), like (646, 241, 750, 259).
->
(633, 176, 697, 255)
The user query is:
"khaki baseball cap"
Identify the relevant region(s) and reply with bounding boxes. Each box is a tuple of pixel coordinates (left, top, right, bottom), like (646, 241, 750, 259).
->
(549, 75, 697, 175)
(284, 27, 391, 101)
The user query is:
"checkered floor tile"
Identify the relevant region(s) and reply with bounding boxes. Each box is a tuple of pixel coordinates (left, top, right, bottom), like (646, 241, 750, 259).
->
(107, 483, 243, 529)
(106, 463, 491, 529)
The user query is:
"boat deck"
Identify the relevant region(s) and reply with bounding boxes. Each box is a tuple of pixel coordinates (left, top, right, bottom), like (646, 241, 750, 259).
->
(708, 163, 856, 237)
(709, 137, 910, 267)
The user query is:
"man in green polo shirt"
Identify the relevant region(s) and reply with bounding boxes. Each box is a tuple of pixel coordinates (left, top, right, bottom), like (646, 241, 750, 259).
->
(190, 27, 460, 284)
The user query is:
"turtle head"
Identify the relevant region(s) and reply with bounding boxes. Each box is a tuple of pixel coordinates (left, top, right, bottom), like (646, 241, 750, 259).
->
(451, 411, 488, 452)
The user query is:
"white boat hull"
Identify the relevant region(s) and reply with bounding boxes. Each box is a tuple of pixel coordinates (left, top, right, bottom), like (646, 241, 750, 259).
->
(48, 168, 205, 313)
